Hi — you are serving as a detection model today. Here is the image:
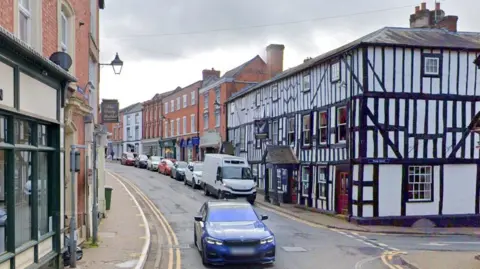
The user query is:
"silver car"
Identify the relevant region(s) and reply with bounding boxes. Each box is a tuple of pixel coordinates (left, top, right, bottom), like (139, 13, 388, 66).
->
(147, 156, 162, 171)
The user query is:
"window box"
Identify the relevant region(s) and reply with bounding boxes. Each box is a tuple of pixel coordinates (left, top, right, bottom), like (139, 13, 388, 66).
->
(407, 166, 433, 202)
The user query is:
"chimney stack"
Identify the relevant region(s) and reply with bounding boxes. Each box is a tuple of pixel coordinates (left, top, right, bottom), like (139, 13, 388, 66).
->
(420, 2, 427, 10)
(202, 68, 220, 80)
(266, 44, 285, 79)
(410, 2, 457, 32)
(304, 57, 312, 63)
(415, 6, 420, 13)
(435, 2, 441, 10)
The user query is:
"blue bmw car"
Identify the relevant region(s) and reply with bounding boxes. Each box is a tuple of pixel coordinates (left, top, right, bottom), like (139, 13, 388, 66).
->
(193, 200, 276, 266)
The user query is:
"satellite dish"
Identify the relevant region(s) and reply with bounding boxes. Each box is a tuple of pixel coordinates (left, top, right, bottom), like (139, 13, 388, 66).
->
(49, 51, 73, 71)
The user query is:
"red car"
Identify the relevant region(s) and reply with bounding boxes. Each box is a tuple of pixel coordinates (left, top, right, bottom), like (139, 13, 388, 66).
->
(158, 159, 176, 175)
(121, 152, 136, 166)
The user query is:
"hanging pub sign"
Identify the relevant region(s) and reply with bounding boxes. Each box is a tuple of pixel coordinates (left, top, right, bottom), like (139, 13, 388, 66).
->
(254, 119, 268, 139)
(101, 99, 120, 123)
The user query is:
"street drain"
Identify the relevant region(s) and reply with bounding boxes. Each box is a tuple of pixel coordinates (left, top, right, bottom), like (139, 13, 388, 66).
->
(281, 246, 307, 252)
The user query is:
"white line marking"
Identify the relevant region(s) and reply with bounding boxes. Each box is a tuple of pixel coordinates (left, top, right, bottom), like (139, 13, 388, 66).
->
(378, 243, 388, 247)
(389, 247, 400, 251)
(351, 232, 359, 236)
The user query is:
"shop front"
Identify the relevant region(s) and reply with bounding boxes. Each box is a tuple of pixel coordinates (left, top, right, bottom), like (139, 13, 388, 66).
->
(0, 29, 76, 268)
(160, 139, 177, 159)
(179, 136, 199, 162)
(141, 138, 159, 156)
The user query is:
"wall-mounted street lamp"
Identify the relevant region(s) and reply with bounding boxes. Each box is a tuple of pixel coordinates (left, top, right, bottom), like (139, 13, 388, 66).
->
(100, 53, 124, 75)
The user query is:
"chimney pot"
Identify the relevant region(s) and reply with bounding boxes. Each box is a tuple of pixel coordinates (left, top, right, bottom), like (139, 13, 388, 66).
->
(266, 44, 285, 79)
(435, 2, 440, 10)
(421, 2, 427, 10)
(415, 6, 420, 13)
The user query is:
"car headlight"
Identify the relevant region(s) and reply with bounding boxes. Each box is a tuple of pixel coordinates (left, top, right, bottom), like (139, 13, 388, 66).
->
(260, 236, 274, 244)
(222, 183, 232, 189)
(205, 237, 223, 245)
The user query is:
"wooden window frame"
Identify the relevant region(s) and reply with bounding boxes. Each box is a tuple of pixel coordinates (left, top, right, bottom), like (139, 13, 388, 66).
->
(272, 84, 279, 101)
(287, 117, 295, 146)
(303, 73, 311, 92)
(421, 53, 442, 78)
(407, 165, 434, 203)
(335, 106, 347, 143)
(330, 61, 341, 83)
(317, 167, 327, 199)
(301, 113, 311, 147)
(317, 111, 328, 145)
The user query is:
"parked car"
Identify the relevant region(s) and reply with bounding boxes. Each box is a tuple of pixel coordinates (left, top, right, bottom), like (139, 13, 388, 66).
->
(184, 162, 203, 189)
(147, 156, 162, 171)
(158, 159, 176, 175)
(171, 161, 188, 181)
(121, 152, 136, 166)
(135, 154, 148, 168)
(202, 154, 256, 204)
(193, 200, 275, 266)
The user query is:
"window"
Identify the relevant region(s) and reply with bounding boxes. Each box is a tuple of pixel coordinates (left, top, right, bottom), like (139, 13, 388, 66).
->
(301, 166, 310, 197)
(126, 116, 131, 126)
(183, 94, 187, 108)
(176, 97, 180, 110)
(170, 121, 174, 137)
(215, 109, 220, 127)
(317, 167, 327, 199)
(256, 92, 261, 106)
(60, 10, 68, 52)
(331, 62, 340, 82)
(135, 126, 139, 140)
(38, 152, 49, 236)
(303, 73, 311, 92)
(176, 118, 180, 136)
(203, 113, 208, 130)
(15, 151, 32, 247)
(215, 88, 220, 105)
(170, 100, 174, 112)
(240, 127, 246, 151)
(423, 56, 441, 76)
(302, 114, 311, 146)
(272, 120, 278, 145)
(19, 0, 31, 44)
(191, 91, 196, 105)
(318, 111, 328, 144)
(204, 93, 209, 109)
(135, 113, 139, 124)
(287, 117, 295, 146)
(408, 166, 433, 202)
(190, 114, 195, 133)
(126, 127, 131, 140)
(336, 107, 347, 143)
(164, 121, 168, 137)
(89, 0, 97, 38)
(182, 116, 187, 134)
(272, 85, 278, 101)
(164, 102, 169, 114)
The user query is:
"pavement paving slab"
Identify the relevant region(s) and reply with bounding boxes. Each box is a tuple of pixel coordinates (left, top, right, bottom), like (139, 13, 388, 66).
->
(255, 193, 480, 236)
(399, 251, 480, 269)
(76, 174, 149, 269)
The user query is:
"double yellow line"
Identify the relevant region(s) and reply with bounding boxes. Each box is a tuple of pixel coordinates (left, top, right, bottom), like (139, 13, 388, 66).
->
(381, 250, 407, 269)
(109, 171, 181, 269)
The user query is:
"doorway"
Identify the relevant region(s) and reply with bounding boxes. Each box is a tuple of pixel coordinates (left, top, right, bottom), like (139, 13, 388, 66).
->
(335, 171, 349, 215)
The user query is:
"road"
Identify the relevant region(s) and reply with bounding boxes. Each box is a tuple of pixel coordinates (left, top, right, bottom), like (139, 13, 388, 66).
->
(106, 162, 480, 269)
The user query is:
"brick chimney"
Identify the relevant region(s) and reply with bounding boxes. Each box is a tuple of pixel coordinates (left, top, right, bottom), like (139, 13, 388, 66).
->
(266, 44, 285, 79)
(409, 2, 457, 32)
(202, 68, 220, 80)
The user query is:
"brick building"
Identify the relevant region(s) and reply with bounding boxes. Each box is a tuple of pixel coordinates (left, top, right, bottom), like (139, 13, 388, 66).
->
(198, 44, 284, 159)
(111, 110, 124, 159)
(0, 0, 104, 268)
(141, 91, 172, 156)
(160, 81, 203, 161)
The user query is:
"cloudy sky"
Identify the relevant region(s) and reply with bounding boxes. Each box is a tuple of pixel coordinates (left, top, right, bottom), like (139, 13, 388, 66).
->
(98, 0, 478, 108)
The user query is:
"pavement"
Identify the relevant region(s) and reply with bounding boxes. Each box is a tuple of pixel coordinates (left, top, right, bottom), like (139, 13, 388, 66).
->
(105, 162, 480, 269)
(76, 173, 150, 269)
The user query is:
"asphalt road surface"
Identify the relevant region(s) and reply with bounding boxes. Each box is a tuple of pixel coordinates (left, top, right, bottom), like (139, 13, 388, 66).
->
(106, 162, 480, 269)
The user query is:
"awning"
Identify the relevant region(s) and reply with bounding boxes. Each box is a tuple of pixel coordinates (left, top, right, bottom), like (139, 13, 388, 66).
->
(199, 131, 221, 148)
(262, 145, 300, 169)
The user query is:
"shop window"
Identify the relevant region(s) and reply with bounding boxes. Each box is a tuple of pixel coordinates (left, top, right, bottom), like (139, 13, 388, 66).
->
(318, 111, 328, 144)
(15, 151, 32, 247)
(0, 116, 6, 143)
(15, 119, 33, 145)
(408, 166, 433, 202)
(336, 107, 347, 143)
(301, 166, 310, 197)
(0, 150, 5, 253)
(38, 151, 50, 236)
(38, 124, 48, 147)
(287, 117, 295, 146)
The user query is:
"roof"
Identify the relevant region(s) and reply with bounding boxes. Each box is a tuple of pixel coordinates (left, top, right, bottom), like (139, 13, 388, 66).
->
(262, 145, 299, 165)
(0, 26, 77, 82)
(227, 27, 480, 102)
(119, 102, 142, 113)
(207, 200, 251, 208)
(222, 55, 264, 78)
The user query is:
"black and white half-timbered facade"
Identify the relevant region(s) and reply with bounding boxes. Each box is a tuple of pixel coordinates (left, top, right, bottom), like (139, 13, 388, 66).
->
(226, 27, 480, 226)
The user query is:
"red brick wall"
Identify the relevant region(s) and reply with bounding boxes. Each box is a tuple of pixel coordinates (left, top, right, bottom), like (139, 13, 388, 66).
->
(143, 99, 163, 140)
(0, 0, 14, 32)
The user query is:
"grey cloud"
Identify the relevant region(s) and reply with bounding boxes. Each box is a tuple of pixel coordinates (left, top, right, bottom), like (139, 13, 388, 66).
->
(100, 0, 477, 62)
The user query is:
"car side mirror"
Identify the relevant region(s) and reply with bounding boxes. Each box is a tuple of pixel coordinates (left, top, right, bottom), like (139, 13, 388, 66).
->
(194, 216, 203, 222)
(261, 215, 268, 220)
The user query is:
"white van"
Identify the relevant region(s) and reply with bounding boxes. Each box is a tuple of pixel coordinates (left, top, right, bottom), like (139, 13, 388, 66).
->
(202, 154, 257, 204)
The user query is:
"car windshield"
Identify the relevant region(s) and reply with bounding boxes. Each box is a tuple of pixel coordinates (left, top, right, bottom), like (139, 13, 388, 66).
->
(151, 156, 160, 161)
(126, 153, 134, 159)
(139, 155, 148, 160)
(207, 205, 259, 222)
(222, 167, 253, 180)
(176, 162, 188, 168)
(165, 160, 174, 166)
(193, 164, 203, 171)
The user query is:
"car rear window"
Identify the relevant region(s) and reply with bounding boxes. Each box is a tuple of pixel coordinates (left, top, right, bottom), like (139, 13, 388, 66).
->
(207, 206, 258, 222)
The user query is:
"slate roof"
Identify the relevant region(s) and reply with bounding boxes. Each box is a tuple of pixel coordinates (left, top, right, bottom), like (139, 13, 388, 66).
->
(262, 145, 299, 165)
(119, 102, 142, 113)
(227, 27, 480, 102)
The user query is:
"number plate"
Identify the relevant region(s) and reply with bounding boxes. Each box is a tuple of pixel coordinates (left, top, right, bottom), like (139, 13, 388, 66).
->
(230, 247, 255, 255)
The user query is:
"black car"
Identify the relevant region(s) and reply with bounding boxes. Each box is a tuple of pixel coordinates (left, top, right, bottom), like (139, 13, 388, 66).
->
(171, 161, 188, 180)
(134, 154, 148, 168)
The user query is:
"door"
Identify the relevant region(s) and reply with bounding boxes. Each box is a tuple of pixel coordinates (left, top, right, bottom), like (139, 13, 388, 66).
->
(336, 172, 349, 215)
